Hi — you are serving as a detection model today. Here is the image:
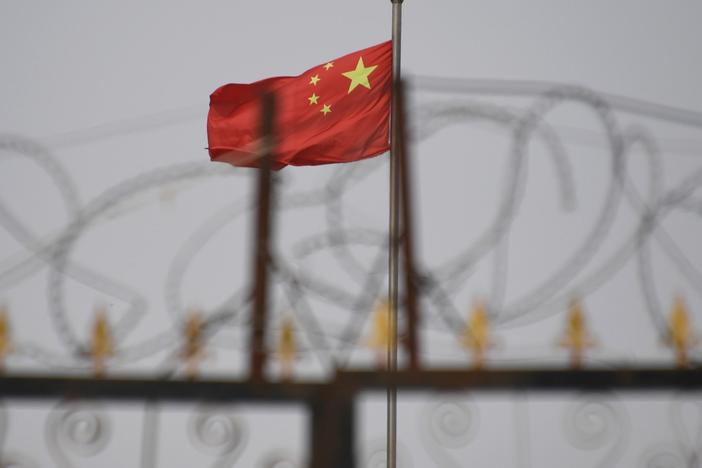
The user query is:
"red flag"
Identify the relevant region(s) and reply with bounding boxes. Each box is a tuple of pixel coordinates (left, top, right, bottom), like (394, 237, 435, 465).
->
(207, 41, 391, 169)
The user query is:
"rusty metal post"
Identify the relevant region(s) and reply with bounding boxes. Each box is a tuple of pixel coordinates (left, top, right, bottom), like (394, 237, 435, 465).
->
(249, 92, 276, 382)
(308, 385, 356, 468)
(396, 81, 420, 371)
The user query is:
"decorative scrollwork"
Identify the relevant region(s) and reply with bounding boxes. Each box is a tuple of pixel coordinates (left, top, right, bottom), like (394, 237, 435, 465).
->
(363, 438, 413, 468)
(418, 396, 479, 468)
(51, 403, 110, 456)
(424, 398, 479, 449)
(564, 398, 620, 450)
(187, 406, 247, 457)
(46, 402, 111, 468)
(563, 394, 629, 468)
(639, 444, 689, 468)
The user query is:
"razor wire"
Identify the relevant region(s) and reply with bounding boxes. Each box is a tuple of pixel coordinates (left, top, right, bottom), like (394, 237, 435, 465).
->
(1, 79, 702, 372)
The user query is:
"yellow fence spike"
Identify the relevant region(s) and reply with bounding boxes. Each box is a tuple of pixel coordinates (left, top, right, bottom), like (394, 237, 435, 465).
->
(277, 316, 297, 380)
(668, 296, 698, 368)
(558, 298, 596, 368)
(0, 305, 12, 373)
(181, 310, 205, 380)
(367, 298, 391, 368)
(461, 301, 494, 369)
(91, 308, 114, 378)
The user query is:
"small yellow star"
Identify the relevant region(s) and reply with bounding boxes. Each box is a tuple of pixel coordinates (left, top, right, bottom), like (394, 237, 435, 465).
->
(323, 62, 334, 71)
(308, 93, 319, 105)
(342, 57, 378, 94)
(309, 74, 320, 86)
(320, 104, 332, 116)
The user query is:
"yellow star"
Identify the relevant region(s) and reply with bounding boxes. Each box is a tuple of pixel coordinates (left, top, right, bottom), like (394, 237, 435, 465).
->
(342, 57, 378, 94)
(320, 104, 332, 116)
(323, 62, 334, 71)
(308, 93, 319, 105)
(309, 74, 320, 86)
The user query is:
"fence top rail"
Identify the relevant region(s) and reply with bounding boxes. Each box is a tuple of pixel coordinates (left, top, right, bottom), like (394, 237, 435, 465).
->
(1, 367, 701, 402)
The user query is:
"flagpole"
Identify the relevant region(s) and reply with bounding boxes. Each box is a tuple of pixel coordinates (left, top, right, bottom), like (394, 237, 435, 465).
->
(388, 1, 403, 468)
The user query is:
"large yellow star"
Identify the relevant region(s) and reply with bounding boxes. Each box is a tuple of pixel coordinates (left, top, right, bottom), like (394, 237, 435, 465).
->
(342, 57, 378, 94)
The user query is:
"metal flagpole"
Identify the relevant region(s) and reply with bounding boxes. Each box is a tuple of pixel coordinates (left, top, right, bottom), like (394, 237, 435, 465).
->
(388, 1, 403, 468)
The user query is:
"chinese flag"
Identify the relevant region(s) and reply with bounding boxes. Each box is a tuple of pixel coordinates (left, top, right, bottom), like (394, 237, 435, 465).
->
(207, 41, 391, 169)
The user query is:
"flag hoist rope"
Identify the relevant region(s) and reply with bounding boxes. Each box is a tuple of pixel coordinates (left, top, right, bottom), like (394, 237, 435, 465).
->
(388, 1, 403, 468)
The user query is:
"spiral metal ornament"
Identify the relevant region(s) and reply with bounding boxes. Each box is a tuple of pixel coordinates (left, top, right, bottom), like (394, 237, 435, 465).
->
(363, 438, 413, 468)
(424, 399, 479, 449)
(563, 396, 631, 468)
(563, 397, 624, 450)
(563, 395, 634, 468)
(51, 403, 110, 457)
(640, 445, 688, 468)
(187, 407, 247, 457)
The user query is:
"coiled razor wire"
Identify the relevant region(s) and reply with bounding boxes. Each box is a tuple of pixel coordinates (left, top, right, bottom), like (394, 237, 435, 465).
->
(1, 79, 702, 371)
